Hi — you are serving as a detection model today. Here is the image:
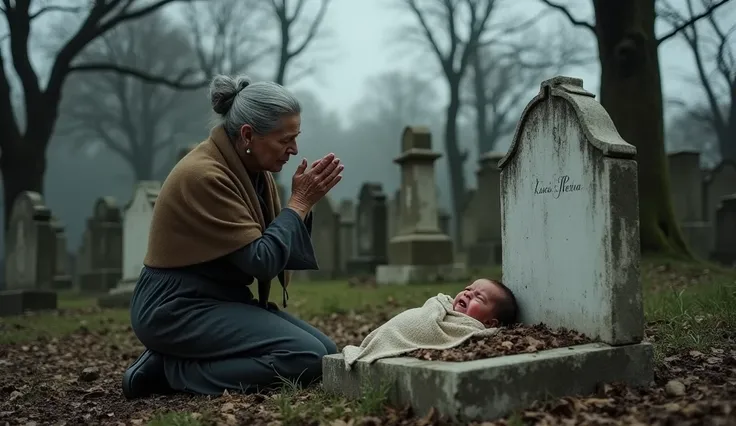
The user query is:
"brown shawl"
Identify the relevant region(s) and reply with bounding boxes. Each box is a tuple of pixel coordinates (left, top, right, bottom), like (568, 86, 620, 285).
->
(144, 125, 291, 306)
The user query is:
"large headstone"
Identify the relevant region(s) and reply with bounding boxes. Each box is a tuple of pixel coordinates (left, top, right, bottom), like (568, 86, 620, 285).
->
(376, 127, 460, 284)
(713, 194, 736, 266)
(1, 192, 58, 316)
(346, 183, 388, 276)
(98, 181, 160, 308)
(323, 77, 653, 422)
(77, 197, 123, 292)
(666, 151, 711, 258)
(466, 151, 504, 267)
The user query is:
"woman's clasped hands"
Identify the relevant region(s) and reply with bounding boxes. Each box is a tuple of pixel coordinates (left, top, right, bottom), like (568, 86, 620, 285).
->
(288, 153, 343, 218)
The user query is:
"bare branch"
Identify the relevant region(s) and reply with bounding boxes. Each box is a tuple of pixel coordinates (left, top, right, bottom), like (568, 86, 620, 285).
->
(537, 0, 595, 33)
(29, 5, 83, 20)
(67, 63, 208, 90)
(657, 0, 733, 45)
(290, 0, 330, 58)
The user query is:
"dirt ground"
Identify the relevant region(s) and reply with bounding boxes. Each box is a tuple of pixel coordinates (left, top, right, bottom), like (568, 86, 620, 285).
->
(1, 307, 735, 425)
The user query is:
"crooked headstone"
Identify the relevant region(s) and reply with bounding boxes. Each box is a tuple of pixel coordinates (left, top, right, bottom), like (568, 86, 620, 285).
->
(98, 181, 160, 308)
(0, 192, 58, 316)
(667, 151, 711, 258)
(346, 183, 388, 276)
(466, 151, 504, 267)
(376, 127, 460, 284)
(323, 77, 653, 422)
(76, 197, 123, 292)
(713, 194, 736, 266)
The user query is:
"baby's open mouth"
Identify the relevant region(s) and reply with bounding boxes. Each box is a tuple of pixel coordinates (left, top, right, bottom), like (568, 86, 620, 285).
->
(457, 299, 467, 309)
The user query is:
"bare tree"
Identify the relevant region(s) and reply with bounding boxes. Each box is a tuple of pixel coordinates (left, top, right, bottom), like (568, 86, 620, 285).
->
(269, 0, 332, 85)
(397, 0, 507, 245)
(467, 20, 593, 154)
(184, 0, 271, 78)
(659, 0, 736, 163)
(667, 105, 721, 167)
(57, 12, 204, 182)
(0, 0, 209, 229)
(363, 71, 440, 131)
(538, 0, 732, 254)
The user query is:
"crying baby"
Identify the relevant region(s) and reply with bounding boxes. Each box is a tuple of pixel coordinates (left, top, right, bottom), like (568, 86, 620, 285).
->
(451, 278, 518, 328)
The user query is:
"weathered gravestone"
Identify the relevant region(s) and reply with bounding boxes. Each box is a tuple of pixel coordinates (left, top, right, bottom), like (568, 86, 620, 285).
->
(666, 151, 711, 258)
(337, 199, 356, 275)
(50, 218, 73, 290)
(713, 195, 736, 266)
(76, 197, 123, 292)
(98, 181, 160, 308)
(308, 197, 341, 280)
(466, 151, 504, 267)
(346, 183, 388, 276)
(703, 160, 736, 258)
(323, 77, 653, 422)
(0, 192, 58, 316)
(376, 127, 458, 284)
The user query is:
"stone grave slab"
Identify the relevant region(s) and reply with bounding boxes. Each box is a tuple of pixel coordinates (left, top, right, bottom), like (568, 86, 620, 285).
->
(323, 76, 653, 422)
(346, 183, 388, 276)
(77, 197, 123, 293)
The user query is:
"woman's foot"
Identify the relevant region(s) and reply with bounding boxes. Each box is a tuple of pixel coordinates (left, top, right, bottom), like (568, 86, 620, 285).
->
(122, 349, 172, 399)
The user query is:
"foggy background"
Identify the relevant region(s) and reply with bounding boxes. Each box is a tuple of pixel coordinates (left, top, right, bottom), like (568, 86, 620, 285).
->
(0, 0, 731, 253)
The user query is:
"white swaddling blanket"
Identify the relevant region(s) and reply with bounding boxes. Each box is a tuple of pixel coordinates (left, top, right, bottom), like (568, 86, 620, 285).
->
(342, 293, 499, 370)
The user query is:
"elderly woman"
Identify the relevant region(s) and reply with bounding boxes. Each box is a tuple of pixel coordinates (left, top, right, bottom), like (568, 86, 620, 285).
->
(121, 74, 343, 399)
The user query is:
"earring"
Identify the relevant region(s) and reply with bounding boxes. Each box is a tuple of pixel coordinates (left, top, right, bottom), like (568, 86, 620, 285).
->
(246, 148, 251, 154)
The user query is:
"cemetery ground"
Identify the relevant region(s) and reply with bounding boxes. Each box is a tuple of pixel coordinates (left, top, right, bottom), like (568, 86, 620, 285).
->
(1, 258, 735, 426)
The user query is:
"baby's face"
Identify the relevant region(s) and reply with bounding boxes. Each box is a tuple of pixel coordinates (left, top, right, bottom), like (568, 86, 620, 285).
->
(452, 279, 500, 327)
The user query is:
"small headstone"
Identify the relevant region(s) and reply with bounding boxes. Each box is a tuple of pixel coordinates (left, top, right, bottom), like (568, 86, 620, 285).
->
(466, 151, 504, 267)
(346, 183, 388, 276)
(713, 194, 736, 266)
(50, 218, 73, 291)
(667, 151, 711, 258)
(704, 161, 736, 257)
(98, 181, 160, 308)
(77, 197, 123, 293)
(337, 199, 356, 275)
(376, 126, 460, 284)
(309, 197, 341, 280)
(1, 192, 58, 316)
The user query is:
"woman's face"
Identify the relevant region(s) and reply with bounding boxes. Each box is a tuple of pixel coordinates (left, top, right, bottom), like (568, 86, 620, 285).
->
(239, 114, 301, 173)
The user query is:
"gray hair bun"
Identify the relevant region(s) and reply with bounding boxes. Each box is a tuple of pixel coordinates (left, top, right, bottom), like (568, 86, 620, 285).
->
(209, 74, 252, 115)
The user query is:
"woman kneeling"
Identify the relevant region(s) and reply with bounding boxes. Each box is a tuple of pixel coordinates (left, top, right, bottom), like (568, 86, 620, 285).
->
(122, 74, 344, 399)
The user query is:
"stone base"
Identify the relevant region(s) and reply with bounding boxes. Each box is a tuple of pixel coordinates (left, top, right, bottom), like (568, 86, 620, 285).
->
(0, 290, 58, 317)
(375, 264, 467, 285)
(680, 222, 713, 260)
(323, 342, 653, 423)
(466, 240, 502, 268)
(52, 275, 74, 291)
(97, 280, 136, 309)
(388, 234, 453, 266)
(79, 270, 122, 293)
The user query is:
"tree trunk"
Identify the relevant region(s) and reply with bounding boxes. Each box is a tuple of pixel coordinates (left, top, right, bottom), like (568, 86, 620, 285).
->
(721, 82, 736, 163)
(0, 140, 46, 231)
(593, 0, 689, 255)
(472, 54, 489, 156)
(444, 77, 467, 248)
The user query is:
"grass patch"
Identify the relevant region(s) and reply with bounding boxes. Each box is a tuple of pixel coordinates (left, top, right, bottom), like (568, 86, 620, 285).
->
(148, 411, 217, 426)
